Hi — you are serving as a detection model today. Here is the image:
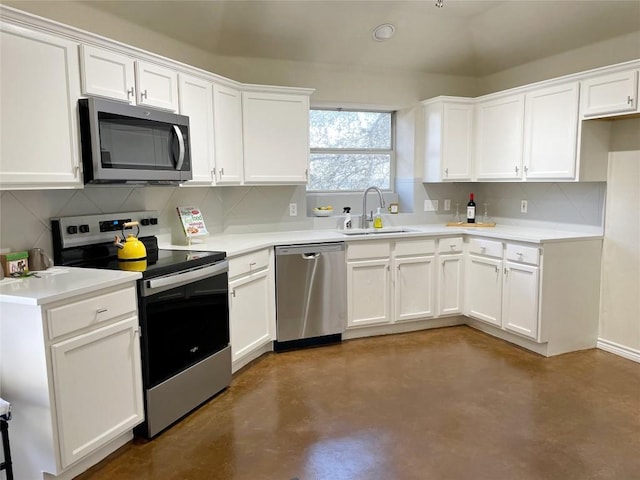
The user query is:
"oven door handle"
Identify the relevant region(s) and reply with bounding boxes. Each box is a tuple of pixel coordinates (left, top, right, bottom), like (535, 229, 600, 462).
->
(144, 261, 228, 295)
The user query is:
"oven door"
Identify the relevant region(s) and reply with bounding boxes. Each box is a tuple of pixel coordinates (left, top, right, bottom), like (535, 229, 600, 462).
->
(138, 261, 229, 388)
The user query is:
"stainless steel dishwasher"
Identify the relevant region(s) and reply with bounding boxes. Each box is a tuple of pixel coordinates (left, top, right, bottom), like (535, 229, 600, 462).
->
(274, 242, 346, 351)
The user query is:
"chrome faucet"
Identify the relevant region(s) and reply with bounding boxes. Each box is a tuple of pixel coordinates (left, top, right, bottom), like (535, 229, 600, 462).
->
(361, 186, 386, 229)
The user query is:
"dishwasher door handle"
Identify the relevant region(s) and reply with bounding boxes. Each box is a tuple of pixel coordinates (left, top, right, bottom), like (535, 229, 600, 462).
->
(302, 253, 320, 260)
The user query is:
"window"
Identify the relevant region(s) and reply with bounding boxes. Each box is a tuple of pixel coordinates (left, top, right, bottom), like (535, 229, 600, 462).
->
(308, 109, 394, 191)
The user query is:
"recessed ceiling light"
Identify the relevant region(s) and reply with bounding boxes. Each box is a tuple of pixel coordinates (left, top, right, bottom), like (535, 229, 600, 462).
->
(372, 23, 396, 42)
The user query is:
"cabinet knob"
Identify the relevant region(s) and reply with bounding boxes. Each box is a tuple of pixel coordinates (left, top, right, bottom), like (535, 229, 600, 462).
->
(524, 165, 529, 175)
(628, 96, 634, 105)
(96, 308, 108, 314)
(515, 165, 519, 174)
(231, 289, 236, 298)
(141, 89, 148, 100)
(127, 87, 134, 99)
(444, 168, 449, 177)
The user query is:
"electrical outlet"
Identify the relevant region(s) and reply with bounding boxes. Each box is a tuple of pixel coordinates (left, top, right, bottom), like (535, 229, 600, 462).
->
(444, 199, 451, 211)
(520, 200, 528, 214)
(289, 203, 297, 216)
(432, 200, 439, 211)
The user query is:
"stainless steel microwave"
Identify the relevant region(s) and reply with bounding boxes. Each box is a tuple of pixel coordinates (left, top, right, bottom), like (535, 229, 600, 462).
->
(79, 97, 192, 185)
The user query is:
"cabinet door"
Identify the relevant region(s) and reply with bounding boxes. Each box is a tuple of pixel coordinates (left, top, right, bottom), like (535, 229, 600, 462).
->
(80, 45, 135, 103)
(394, 255, 435, 322)
(465, 254, 502, 326)
(423, 100, 473, 182)
(347, 259, 391, 327)
(581, 70, 638, 118)
(179, 74, 215, 184)
(135, 61, 179, 111)
(242, 91, 310, 184)
(50, 316, 143, 468)
(213, 84, 244, 184)
(229, 269, 273, 363)
(502, 261, 539, 340)
(523, 83, 579, 179)
(438, 254, 463, 315)
(0, 23, 82, 189)
(442, 102, 474, 180)
(475, 94, 525, 180)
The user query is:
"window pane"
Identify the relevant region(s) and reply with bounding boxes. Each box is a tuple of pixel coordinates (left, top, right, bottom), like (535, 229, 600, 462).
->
(310, 110, 391, 149)
(308, 153, 390, 191)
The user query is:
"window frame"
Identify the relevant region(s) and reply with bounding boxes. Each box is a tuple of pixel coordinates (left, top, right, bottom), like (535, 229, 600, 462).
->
(308, 107, 396, 193)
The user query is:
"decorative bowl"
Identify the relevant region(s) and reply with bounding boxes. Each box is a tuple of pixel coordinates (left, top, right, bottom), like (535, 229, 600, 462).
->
(313, 208, 333, 217)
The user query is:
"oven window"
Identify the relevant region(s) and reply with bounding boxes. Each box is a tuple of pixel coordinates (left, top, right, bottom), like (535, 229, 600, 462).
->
(140, 272, 229, 387)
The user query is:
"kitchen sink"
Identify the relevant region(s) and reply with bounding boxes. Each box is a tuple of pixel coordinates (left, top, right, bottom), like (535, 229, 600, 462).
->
(339, 227, 418, 236)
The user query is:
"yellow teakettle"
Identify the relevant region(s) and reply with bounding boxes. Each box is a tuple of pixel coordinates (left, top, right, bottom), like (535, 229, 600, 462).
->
(114, 221, 147, 264)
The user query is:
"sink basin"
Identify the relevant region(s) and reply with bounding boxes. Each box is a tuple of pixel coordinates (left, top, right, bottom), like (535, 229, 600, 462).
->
(340, 227, 418, 236)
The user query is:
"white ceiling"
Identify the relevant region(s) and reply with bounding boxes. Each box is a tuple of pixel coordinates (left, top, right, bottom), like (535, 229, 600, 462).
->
(77, 0, 640, 76)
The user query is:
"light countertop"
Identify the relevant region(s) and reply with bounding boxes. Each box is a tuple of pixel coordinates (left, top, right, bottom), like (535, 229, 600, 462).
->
(0, 267, 141, 306)
(160, 224, 603, 258)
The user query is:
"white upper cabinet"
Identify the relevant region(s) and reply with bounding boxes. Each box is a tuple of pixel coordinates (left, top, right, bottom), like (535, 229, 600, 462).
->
(134, 60, 179, 111)
(179, 74, 215, 185)
(0, 22, 82, 189)
(80, 45, 179, 111)
(80, 45, 135, 103)
(474, 94, 525, 180)
(580, 69, 639, 118)
(423, 98, 474, 182)
(212, 84, 244, 185)
(242, 91, 310, 184)
(523, 82, 579, 179)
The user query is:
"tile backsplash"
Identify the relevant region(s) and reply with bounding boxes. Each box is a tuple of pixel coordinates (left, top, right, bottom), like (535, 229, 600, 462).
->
(0, 181, 605, 256)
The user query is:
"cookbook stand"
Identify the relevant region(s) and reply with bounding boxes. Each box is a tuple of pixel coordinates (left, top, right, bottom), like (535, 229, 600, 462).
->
(177, 207, 209, 247)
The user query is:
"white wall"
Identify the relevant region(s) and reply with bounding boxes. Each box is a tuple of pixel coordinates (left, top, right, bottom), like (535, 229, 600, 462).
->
(598, 151, 640, 361)
(477, 31, 640, 95)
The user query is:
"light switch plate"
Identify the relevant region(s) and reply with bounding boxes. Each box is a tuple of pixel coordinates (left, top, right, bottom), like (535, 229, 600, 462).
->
(520, 200, 528, 213)
(444, 199, 451, 211)
(289, 203, 297, 216)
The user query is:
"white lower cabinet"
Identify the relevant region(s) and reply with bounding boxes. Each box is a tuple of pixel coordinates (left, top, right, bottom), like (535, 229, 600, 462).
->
(393, 239, 436, 322)
(346, 241, 392, 328)
(502, 260, 539, 339)
(465, 238, 541, 341)
(466, 254, 503, 327)
(228, 249, 276, 367)
(394, 256, 435, 322)
(0, 282, 143, 479)
(51, 316, 143, 468)
(437, 237, 464, 315)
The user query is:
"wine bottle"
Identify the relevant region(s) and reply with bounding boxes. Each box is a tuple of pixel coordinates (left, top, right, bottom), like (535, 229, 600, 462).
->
(467, 193, 476, 223)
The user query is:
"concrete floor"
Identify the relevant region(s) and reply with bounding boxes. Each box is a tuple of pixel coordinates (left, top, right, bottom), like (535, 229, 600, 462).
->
(77, 326, 640, 480)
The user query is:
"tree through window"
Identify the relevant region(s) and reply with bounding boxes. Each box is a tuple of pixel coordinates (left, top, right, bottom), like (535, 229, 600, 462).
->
(308, 109, 394, 191)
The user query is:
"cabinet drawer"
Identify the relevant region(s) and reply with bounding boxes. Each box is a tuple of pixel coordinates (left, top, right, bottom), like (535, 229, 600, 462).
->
(468, 238, 503, 258)
(438, 237, 464, 254)
(394, 239, 435, 257)
(228, 248, 270, 279)
(505, 244, 540, 265)
(47, 286, 137, 340)
(347, 240, 391, 260)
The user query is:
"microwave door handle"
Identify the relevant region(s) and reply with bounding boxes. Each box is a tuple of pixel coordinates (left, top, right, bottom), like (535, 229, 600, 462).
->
(172, 125, 185, 170)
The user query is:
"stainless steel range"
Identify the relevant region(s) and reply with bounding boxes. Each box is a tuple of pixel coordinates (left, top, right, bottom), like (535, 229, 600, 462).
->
(51, 211, 231, 438)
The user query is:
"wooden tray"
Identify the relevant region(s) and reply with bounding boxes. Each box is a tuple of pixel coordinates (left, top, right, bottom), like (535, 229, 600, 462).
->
(446, 222, 496, 227)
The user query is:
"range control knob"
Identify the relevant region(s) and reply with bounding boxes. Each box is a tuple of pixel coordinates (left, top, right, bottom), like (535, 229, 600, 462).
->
(67, 225, 78, 235)
(140, 218, 150, 226)
(79, 224, 90, 233)
(150, 217, 158, 225)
